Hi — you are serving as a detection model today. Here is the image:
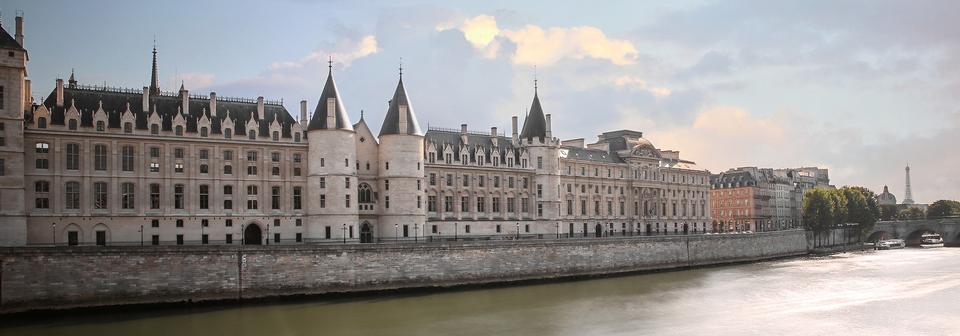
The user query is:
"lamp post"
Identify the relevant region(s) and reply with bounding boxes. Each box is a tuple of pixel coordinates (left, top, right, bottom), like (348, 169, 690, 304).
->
(139, 224, 143, 246)
(555, 222, 559, 239)
(395, 224, 399, 243)
(342, 223, 346, 244)
(516, 223, 520, 239)
(414, 223, 419, 243)
(52, 223, 56, 246)
(201, 222, 205, 245)
(454, 222, 458, 240)
(241, 223, 245, 245)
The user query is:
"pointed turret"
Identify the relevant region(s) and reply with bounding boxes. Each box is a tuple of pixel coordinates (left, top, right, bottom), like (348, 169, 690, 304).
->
(520, 85, 547, 141)
(307, 65, 353, 131)
(149, 45, 160, 95)
(68, 69, 77, 88)
(378, 77, 422, 137)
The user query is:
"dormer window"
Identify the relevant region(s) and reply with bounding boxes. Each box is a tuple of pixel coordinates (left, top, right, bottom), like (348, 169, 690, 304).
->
(68, 119, 78, 130)
(175, 125, 183, 136)
(272, 131, 279, 142)
(124, 122, 132, 133)
(38, 117, 47, 129)
(248, 130, 256, 140)
(294, 133, 301, 142)
(96, 121, 105, 132)
(224, 129, 232, 139)
(151, 124, 159, 135)
(200, 127, 208, 137)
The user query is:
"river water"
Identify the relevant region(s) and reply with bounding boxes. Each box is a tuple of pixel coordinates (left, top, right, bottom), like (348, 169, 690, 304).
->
(2, 248, 959, 336)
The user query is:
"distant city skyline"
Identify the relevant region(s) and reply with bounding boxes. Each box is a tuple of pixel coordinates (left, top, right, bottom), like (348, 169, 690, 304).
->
(4, 0, 958, 203)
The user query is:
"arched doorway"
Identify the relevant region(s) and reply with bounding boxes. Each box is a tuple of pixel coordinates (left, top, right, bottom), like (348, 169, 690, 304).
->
(683, 223, 689, 235)
(594, 224, 602, 237)
(645, 224, 652, 236)
(244, 224, 262, 245)
(360, 222, 373, 243)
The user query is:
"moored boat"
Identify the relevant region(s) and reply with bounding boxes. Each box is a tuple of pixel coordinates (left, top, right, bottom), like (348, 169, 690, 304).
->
(919, 233, 944, 248)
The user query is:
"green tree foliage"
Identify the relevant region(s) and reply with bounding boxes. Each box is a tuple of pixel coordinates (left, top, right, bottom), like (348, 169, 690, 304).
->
(879, 204, 899, 221)
(897, 207, 924, 220)
(802, 188, 836, 234)
(842, 186, 879, 234)
(926, 200, 960, 219)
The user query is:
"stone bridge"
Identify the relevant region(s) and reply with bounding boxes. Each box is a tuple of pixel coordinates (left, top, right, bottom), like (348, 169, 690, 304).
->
(868, 218, 960, 246)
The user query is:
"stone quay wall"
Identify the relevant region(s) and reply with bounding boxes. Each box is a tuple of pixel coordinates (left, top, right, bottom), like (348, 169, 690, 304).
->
(0, 230, 808, 314)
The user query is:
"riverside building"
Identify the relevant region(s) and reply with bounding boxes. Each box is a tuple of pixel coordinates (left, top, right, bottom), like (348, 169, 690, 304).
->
(0, 17, 711, 246)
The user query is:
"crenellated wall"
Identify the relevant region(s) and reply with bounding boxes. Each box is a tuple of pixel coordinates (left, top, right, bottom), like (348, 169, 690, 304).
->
(0, 230, 808, 314)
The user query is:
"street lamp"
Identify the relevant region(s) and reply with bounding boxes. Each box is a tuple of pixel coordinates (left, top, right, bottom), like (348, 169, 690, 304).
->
(395, 223, 399, 243)
(342, 223, 347, 244)
(516, 223, 520, 239)
(201, 222, 205, 245)
(51, 223, 56, 246)
(139, 224, 143, 246)
(414, 223, 419, 243)
(555, 222, 559, 239)
(241, 223, 246, 245)
(454, 222, 458, 240)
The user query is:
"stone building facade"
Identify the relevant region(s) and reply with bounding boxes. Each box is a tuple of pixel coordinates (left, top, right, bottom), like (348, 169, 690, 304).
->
(710, 166, 831, 232)
(0, 18, 712, 246)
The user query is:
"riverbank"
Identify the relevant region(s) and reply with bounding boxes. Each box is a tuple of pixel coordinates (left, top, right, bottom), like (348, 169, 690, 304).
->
(0, 230, 807, 314)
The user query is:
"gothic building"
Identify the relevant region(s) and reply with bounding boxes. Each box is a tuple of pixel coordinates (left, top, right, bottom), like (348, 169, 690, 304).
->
(0, 17, 711, 246)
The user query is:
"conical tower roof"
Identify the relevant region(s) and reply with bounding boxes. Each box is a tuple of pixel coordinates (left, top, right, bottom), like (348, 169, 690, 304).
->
(520, 89, 546, 141)
(308, 67, 353, 131)
(378, 77, 422, 136)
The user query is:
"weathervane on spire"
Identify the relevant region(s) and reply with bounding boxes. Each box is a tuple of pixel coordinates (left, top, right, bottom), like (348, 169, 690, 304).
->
(534, 65, 538, 93)
(399, 57, 403, 80)
(328, 55, 333, 72)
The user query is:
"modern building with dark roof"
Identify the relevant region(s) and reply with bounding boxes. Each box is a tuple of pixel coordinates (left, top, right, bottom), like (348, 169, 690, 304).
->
(1, 14, 715, 247)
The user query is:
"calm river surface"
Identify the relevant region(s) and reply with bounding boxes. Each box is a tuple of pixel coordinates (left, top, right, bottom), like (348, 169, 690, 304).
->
(3, 248, 959, 336)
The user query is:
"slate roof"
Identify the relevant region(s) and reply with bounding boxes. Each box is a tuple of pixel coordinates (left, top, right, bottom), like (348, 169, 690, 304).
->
(0, 25, 23, 50)
(307, 69, 353, 131)
(379, 78, 422, 136)
(520, 91, 546, 141)
(563, 146, 625, 163)
(35, 85, 299, 138)
(711, 170, 758, 187)
(425, 129, 520, 164)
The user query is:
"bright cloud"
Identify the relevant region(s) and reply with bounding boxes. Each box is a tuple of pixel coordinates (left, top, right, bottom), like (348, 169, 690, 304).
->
(269, 35, 379, 70)
(177, 73, 216, 89)
(613, 75, 672, 97)
(455, 15, 638, 66)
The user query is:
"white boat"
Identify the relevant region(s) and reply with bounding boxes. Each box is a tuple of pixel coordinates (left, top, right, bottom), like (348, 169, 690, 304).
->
(877, 239, 905, 250)
(919, 233, 944, 248)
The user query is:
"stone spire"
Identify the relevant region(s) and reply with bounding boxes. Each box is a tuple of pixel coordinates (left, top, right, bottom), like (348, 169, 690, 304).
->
(378, 65, 422, 137)
(520, 79, 547, 142)
(68, 69, 77, 88)
(149, 44, 160, 95)
(903, 165, 915, 204)
(307, 59, 353, 131)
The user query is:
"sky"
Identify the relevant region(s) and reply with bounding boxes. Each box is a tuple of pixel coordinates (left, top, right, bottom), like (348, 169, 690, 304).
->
(3, 0, 958, 203)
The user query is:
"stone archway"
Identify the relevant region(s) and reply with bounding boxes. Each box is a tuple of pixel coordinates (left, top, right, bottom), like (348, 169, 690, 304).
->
(360, 222, 373, 243)
(867, 231, 892, 243)
(595, 224, 603, 237)
(244, 224, 263, 245)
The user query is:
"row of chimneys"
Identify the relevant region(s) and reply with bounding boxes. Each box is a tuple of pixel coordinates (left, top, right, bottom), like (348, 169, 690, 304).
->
(457, 113, 553, 144)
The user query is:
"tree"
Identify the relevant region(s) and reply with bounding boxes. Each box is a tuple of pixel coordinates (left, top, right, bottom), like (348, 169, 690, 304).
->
(803, 188, 838, 247)
(926, 200, 960, 219)
(879, 204, 899, 221)
(897, 207, 924, 220)
(842, 186, 879, 236)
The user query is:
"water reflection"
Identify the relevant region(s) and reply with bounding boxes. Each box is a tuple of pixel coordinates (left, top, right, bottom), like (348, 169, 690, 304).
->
(2, 248, 958, 336)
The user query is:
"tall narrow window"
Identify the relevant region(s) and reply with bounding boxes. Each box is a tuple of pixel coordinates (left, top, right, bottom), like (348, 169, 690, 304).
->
(293, 187, 302, 210)
(35, 181, 50, 209)
(121, 183, 135, 209)
(65, 182, 80, 210)
(272, 186, 281, 210)
(93, 145, 108, 171)
(247, 185, 259, 210)
(94, 182, 108, 209)
(121, 146, 134, 172)
(35, 142, 50, 169)
(174, 184, 185, 209)
(66, 143, 80, 170)
(150, 184, 161, 209)
(199, 185, 209, 209)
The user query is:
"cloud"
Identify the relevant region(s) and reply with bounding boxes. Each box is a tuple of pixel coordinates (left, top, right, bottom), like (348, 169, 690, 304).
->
(177, 73, 215, 89)
(613, 75, 672, 97)
(453, 15, 638, 66)
(268, 35, 379, 70)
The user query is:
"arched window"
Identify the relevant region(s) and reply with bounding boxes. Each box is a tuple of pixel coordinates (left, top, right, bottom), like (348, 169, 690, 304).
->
(358, 183, 373, 204)
(121, 182, 135, 209)
(65, 143, 80, 170)
(93, 182, 108, 209)
(248, 130, 256, 140)
(37, 117, 47, 129)
(94, 144, 108, 171)
(175, 125, 183, 136)
(68, 119, 78, 130)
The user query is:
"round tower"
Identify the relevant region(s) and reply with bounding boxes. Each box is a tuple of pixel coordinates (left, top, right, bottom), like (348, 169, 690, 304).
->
(377, 75, 426, 240)
(306, 65, 359, 242)
(519, 85, 561, 232)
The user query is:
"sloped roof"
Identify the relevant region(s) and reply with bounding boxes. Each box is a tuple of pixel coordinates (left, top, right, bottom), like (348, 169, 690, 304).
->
(520, 91, 546, 141)
(307, 69, 353, 131)
(563, 146, 625, 163)
(379, 78, 422, 136)
(0, 25, 23, 51)
(425, 129, 520, 164)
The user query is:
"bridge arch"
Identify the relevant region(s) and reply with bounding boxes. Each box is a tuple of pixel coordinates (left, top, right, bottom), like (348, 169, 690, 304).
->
(867, 231, 893, 243)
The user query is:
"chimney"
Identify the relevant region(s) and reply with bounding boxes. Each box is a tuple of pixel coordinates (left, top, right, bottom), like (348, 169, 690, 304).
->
(545, 114, 552, 140)
(491, 127, 498, 147)
(461, 124, 468, 134)
(23, 79, 31, 111)
(142, 86, 150, 112)
(511, 116, 519, 144)
(299, 100, 307, 124)
(256, 96, 264, 119)
(209, 92, 217, 117)
(15, 15, 24, 47)
(180, 86, 189, 117)
(56, 78, 64, 106)
(491, 127, 497, 137)
(325, 98, 336, 128)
